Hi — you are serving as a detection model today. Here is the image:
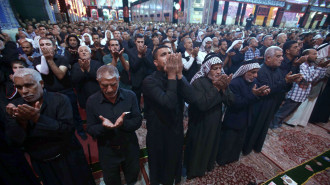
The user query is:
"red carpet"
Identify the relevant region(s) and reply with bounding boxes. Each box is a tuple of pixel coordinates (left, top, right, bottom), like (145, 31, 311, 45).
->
(76, 103, 330, 185)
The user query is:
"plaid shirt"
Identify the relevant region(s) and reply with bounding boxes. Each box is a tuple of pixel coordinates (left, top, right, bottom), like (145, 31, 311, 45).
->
(286, 63, 327, 102)
(244, 47, 260, 61)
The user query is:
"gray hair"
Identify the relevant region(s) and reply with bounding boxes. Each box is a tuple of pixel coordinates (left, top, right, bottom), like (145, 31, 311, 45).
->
(264, 46, 283, 59)
(78, 45, 91, 53)
(96, 65, 119, 80)
(248, 37, 257, 45)
(276, 33, 286, 41)
(13, 68, 42, 82)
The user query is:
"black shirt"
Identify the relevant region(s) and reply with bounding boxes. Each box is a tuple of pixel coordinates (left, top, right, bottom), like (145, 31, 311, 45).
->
(5, 91, 75, 161)
(71, 60, 102, 109)
(246, 17, 253, 29)
(86, 88, 142, 147)
(33, 54, 72, 92)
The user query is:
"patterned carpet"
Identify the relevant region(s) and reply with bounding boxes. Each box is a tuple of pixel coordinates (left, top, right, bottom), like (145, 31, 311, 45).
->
(76, 119, 330, 185)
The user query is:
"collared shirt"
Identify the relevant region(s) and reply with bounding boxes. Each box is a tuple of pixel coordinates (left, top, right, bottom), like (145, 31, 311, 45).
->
(26, 32, 36, 40)
(244, 47, 260, 61)
(286, 63, 327, 102)
(33, 54, 71, 92)
(19, 52, 41, 68)
(86, 89, 142, 146)
(182, 51, 203, 70)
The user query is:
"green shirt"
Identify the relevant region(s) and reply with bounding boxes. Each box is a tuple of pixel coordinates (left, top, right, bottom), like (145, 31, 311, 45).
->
(103, 53, 131, 90)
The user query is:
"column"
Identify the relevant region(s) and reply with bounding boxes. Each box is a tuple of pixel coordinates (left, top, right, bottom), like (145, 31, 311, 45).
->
(123, 0, 129, 23)
(235, 3, 243, 25)
(211, 0, 219, 24)
(273, 7, 284, 27)
(322, 14, 330, 29)
(173, 0, 178, 23)
(240, 3, 247, 26)
(262, 8, 270, 26)
(253, 5, 259, 22)
(221, 1, 229, 25)
(308, 12, 317, 29)
(298, 5, 311, 28)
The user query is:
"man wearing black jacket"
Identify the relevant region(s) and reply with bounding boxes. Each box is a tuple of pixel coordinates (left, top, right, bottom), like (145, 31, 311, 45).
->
(142, 45, 196, 185)
(5, 68, 95, 185)
(126, 34, 156, 107)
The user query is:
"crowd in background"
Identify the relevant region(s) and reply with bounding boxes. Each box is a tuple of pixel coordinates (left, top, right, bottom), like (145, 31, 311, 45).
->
(0, 19, 329, 185)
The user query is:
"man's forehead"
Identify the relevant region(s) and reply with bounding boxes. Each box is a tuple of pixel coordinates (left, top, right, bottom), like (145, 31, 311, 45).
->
(14, 74, 35, 83)
(158, 48, 171, 54)
(39, 39, 52, 44)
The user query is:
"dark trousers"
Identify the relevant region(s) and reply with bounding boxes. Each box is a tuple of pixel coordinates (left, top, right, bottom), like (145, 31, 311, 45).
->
(270, 99, 301, 128)
(132, 86, 141, 110)
(98, 143, 140, 185)
(61, 90, 84, 133)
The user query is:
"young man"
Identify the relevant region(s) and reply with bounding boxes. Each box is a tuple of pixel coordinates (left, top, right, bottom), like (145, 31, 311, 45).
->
(103, 39, 130, 90)
(142, 45, 196, 185)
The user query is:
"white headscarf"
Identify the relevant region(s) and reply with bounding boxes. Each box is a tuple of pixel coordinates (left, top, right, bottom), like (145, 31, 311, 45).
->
(232, 62, 260, 79)
(101, 30, 113, 45)
(226, 40, 243, 53)
(196, 31, 204, 42)
(82, 33, 94, 46)
(190, 55, 224, 84)
(200, 37, 213, 52)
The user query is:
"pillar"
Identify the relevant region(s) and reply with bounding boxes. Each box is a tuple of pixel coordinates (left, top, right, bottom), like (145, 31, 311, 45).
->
(211, 0, 219, 24)
(221, 1, 229, 25)
(298, 5, 311, 28)
(235, 3, 243, 25)
(240, 3, 247, 26)
(273, 7, 284, 27)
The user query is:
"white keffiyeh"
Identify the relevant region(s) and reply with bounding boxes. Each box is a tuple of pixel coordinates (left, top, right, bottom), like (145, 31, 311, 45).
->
(81, 33, 94, 46)
(232, 62, 260, 79)
(190, 56, 224, 84)
(226, 40, 243, 53)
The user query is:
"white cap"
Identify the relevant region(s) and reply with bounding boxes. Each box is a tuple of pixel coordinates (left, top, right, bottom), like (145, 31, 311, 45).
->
(313, 34, 323, 40)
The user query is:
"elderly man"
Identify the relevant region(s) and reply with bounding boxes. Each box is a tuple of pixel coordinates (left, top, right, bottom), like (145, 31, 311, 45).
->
(71, 45, 102, 109)
(86, 65, 142, 185)
(185, 54, 234, 179)
(244, 37, 261, 61)
(259, 35, 273, 58)
(271, 49, 328, 128)
(5, 68, 95, 185)
(199, 37, 213, 61)
(226, 40, 249, 74)
(276, 33, 287, 48)
(34, 37, 87, 140)
(182, 38, 203, 82)
(243, 46, 302, 155)
(103, 39, 130, 90)
(217, 60, 270, 165)
(142, 45, 195, 185)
